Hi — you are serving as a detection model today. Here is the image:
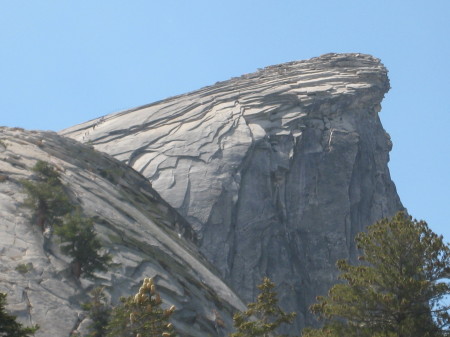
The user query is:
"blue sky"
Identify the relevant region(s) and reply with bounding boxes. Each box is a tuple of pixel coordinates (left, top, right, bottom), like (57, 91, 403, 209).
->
(1, 1, 449, 241)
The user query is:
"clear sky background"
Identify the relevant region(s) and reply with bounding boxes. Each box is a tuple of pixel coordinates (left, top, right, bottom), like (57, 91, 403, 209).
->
(1, 1, 449, 241)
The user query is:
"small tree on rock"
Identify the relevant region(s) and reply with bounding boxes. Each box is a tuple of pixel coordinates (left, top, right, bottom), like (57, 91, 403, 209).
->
(0, 292, 39, 337)
(231, 277, 297, 337)
(107, 277, 177, 337)
(21, 160, 73, 230)
(55, 211, 112, 279)
(303, 212, 450, 337)
(82, 287, 111, 337)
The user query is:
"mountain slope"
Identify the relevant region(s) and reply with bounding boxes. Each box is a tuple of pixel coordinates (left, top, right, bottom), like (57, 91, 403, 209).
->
(0, 127, 244, 337)
(62, 53, 403, 332)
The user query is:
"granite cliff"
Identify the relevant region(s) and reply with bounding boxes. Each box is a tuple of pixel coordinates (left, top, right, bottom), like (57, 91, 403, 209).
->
(62, 53, 403, 331)
(0, 127, 245, 336)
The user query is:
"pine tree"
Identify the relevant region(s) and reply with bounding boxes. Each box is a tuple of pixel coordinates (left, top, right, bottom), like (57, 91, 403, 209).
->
(82, 287, 111, 337)
(55, 211, 112, 279)
(0, 293, 39, 337)
(231, 277, 297, 337)
(21, 160, 73, 230)
(303, 212, 450, 337)
(107, 277, 177, 337)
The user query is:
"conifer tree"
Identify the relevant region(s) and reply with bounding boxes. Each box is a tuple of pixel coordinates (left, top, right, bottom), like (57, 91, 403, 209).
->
(21, 160, 73, 230)
(82, 287, 111, 337)
(231, 277, 297, 337)
(0, 293, 39, 337)
(55, 211, 112, 279)
(107, 277, 177, 337)
(303, 212, 450, 337)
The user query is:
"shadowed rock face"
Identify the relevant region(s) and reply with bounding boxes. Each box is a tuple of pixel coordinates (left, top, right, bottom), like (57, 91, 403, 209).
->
(0, 128, 244, 337)
(62, 53, 403, 331)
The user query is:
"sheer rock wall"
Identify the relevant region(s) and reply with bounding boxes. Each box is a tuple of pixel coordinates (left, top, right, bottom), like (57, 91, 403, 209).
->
(62, 53, 403, 331)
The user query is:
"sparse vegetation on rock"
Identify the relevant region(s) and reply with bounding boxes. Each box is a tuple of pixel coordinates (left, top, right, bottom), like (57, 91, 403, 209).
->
(21, 160, 112, 279)
(107, 278, 177, 337)
(230, 277, 296, 337)
(98, 167, 124, 185)
(21, 160, 73, 230)
(55, 211, 112, 279)
(0, 292, 39, 337)
(82, 287, 111, 337)
(303, 212, 450, 337)
(15, 263, 33, 274)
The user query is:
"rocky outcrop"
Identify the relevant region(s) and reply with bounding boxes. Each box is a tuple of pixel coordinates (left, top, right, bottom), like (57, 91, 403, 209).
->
(62, 53, 403, 332)
(0, 127, 244, 337)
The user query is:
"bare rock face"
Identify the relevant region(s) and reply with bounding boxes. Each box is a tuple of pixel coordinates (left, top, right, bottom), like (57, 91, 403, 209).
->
(0, 127, 244, 337)
(62, 53, 403, 331)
